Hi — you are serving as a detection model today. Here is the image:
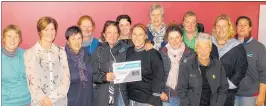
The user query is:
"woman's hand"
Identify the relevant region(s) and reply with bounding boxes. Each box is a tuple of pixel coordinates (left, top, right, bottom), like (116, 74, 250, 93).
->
(256, 93, 265, 106)
(160, 92, 168, 101)
(145, 41, 153, 51)
(41, 96, 52, 106)
(106, 72, 115, 82)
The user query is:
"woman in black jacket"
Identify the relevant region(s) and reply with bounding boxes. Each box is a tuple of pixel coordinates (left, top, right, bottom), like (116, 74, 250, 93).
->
(91, 21, 129, 106)
(126, 23, 164, 106)
(211, 14, 248, 106)
(159, 23, 194, 106)
(177, 33, 228, 106)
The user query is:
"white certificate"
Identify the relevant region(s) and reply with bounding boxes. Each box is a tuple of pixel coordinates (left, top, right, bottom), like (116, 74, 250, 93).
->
(112, 60, 142, 84)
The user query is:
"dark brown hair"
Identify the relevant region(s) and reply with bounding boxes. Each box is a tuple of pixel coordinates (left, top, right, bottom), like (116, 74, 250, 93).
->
(236, 16, 252, 27)
(164, 22, 183, 41)
(101, 20, 120, 42)
(116, 14, 132, 25)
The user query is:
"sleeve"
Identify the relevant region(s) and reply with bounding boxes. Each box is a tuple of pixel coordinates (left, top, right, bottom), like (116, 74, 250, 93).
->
(176, 62, 191, 106)
(48, 49, 70, 103)
(148, 50, 164, 106)
(257, 44, 266, 84)
(229, 45, 248, 87)
(91, 48, 108, 84)
(24, 50, 45, 103)
(257, 44, 266, 103)
(159, 50, 171, 94)
(217, 63, 229, 106)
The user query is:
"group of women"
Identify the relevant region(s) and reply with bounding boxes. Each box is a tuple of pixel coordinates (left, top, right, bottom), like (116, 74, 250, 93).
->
(2, 3, 266, 106)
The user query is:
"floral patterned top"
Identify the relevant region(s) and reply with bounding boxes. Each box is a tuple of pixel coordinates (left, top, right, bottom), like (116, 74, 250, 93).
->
(24, 41, 70, 106)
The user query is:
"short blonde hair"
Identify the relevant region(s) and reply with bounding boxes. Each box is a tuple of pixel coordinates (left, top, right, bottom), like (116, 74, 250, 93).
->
(2, 24, 22, 41)
(212, 14, 235, 39)
(149, 4, 164, 19)
(195, 32, 212, 52)
(182, 11, 197, 22)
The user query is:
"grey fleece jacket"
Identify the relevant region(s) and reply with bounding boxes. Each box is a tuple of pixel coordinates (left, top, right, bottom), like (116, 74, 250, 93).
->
(237, 37, 266, 96)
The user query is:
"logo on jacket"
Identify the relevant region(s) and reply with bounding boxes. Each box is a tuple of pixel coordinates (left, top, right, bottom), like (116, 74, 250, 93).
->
(212, 75, 216, 80)
(119, 47, 126, 52)
(247, 53, 253, 57)
(189, 74, 196, 78)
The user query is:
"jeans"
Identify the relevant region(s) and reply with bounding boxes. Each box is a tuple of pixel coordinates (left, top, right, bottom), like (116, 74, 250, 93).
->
(234, 96, 257, 106)
(163, 97, 180, 106)
(118, 92, 125, 106)
(129, 100, 149, 106)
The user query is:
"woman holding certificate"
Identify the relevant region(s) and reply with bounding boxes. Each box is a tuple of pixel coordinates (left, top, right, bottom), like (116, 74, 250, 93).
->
(126, 23, 164, 106)
(91, 20, 129, 106)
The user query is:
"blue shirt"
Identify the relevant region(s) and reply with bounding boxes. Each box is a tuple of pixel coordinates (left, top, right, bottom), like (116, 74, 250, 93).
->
(1, 48, 31, 106)
(87, 38, 99, 55)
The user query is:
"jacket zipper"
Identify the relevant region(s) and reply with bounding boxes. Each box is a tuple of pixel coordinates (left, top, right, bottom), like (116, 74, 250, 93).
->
(110, 48, 126, 106)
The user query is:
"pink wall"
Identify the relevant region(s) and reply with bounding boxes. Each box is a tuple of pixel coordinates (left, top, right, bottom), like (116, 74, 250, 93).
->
(2, 2, 266, 49)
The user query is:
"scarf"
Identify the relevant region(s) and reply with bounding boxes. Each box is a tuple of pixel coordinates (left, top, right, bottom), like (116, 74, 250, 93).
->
(65, 44, 88, 87)
(147, 23, 166, 50)
(166, 42, 185, 89)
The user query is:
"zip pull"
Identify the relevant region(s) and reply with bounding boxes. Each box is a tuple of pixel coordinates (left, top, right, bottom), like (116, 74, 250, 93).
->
(110, 48, 117, 62)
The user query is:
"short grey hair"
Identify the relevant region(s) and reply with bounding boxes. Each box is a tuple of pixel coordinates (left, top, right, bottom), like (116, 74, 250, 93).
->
(149, 4, 164, 19)
(195, 33, 212, 50)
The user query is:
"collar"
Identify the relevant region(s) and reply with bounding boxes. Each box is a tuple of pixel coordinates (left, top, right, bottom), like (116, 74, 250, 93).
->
(134, 46, 145, 52)
(183, 27, 198, 38)
(99, 40, 122, 50)
(2, 47, 18, 58)
(235, 35, 252, 46)
(34, 41, 60, 54)
(192, 55, 214, 69)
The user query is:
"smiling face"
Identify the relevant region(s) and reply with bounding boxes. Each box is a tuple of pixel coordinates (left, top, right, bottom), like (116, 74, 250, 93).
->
(80, 19, 94, 36)
(132, 26, 147, 49)
(68, 33, 83, 53)
(215, 19, 230, 40)
(168, 31, 183, 49)
(3, 30, 21, 52)
(118, 19, 131, 36)
(196, 40, 211, 60)
(150, 9, 163, 28)
(40, 23, 56, 43)
(104, 25, 120, 47)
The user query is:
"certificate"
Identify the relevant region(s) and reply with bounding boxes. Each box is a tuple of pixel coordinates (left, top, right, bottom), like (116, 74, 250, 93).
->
(112, 60, 142, 84)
